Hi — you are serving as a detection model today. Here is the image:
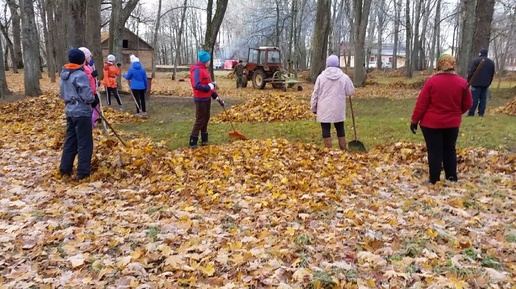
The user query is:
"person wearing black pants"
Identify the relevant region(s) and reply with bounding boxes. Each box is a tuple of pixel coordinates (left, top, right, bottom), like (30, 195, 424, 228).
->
(410, 54, 472, 184)
(420, 127, 459, 183)
(123, 56, 149, 116)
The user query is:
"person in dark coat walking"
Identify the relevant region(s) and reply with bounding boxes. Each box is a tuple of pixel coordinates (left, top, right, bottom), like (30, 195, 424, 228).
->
(467, 48, 495, 117)
(410, 54, 473, 184)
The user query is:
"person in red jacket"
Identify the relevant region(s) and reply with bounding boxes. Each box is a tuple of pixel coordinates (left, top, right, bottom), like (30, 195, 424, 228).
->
(410, 54, 473, 184)
(189, 50, 224, 148)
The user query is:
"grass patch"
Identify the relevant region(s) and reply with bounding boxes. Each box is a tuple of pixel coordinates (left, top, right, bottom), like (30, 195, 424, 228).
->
(117, 88, 515, 152)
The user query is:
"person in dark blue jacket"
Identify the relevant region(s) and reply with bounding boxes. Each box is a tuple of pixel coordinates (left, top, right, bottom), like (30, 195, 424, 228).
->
(467, 48, 495, 117)
(123, 56, 148, 116)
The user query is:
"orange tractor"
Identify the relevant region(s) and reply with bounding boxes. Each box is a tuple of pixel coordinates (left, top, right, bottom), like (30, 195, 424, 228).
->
(243, 47, 302, 91)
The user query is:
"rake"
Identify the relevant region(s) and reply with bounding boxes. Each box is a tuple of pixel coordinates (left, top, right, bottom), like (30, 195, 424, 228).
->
(222, 105, 248, 140)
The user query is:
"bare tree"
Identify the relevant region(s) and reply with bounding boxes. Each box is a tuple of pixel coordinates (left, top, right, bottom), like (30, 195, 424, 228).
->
(203, 0, 229, 79)
(0, 34, 9, 97)
(457, 0, 477, 76)
(0, 10, 18, 73)
(472, 0, 496, 56)
(405, 0, 412, 77)
(109, 0, 139, 88)
(7, 0, 23, 69)
(151, 0, 162, 78)
(20, 0, 42, 96)
(308, 0, 331, 82)
(353, 0, 373, 86)
(86, 0, 102, 78)
(392, 0, 401, 70)
(173, 0, 188, 80)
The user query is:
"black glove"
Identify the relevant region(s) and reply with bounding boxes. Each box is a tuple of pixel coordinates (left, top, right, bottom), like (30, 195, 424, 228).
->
(116, 63, 121, 67)
(410, 123, 418, 134)
(91, 94, 100, 108)
(216, 97, 225, 107)
(91, 70, 98, 78)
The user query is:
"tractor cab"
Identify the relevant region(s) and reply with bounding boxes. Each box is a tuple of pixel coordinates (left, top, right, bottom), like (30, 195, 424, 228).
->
(245, 47, 284, 89)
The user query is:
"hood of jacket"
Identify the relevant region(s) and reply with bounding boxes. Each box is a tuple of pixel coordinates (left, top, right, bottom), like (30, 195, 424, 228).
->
(320, 67, 344, 80)
(61, 64, 83, 81)
(132, 62, 142, 70)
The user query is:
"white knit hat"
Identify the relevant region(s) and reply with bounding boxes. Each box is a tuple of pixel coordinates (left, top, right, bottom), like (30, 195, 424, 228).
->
(78, 47, 92, 59)
(132, 57, 140, 63)
(130, 54, 137, 63)
(107, 54, 115, 62)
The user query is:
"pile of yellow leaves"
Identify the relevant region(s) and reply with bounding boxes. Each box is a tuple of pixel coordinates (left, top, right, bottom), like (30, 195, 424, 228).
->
(1, 95, 515, 288)
(212, 93, 313, 123)
(495, 97, 516, 116)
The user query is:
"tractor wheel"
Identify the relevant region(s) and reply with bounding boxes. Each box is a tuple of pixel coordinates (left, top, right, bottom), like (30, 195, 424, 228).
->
(297, 85, 303, 91)
(252, 70, 266, 89)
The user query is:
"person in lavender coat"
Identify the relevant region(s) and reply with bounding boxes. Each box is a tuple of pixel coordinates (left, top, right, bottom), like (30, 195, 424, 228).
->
(310, 55, 355, 150)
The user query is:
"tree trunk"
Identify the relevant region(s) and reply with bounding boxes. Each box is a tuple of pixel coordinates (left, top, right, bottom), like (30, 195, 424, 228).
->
(109, 0, 139, 88)
(472, 0, 495, 56)
(393, 0, 401, 69)
(53, 0, 68, 69)
(428, 0, 441, 72)
(405, 0, 412, 77)
(457, 0, 477, 76)
(0, 35, 9, 96)
(151, 0, 163, 78)
(7, 0, 23, 69)
(352, 0, 373, 86)
(0, 25, 18, 73)
(37, 0, 56, 82)
(85, 0, 102, 78)
(20, 0, 42, 96)
(67, 0, 87, 48)
(411, 1, 421, 72)
(203, 0, 229, 80)
(173, 0, 188, 80)
(376, 0, 385, 70)
(308, 0, 331, 82)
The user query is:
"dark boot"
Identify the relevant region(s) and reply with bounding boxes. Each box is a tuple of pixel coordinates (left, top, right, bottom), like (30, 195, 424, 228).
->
(189, 135, 198, 149)
(201, 132, 209, 146)
(323, 137, 332, 148)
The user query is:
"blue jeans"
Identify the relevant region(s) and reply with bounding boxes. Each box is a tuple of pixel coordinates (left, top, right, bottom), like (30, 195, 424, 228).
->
(468, 86, 488, 116)
(60, 116, 93, 178)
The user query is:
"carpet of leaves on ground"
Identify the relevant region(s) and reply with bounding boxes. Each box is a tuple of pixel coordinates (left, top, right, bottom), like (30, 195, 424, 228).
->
(0, 96, 515, 288)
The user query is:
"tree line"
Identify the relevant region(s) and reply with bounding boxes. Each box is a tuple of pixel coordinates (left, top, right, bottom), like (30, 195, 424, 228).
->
(0, 0, 513, 97)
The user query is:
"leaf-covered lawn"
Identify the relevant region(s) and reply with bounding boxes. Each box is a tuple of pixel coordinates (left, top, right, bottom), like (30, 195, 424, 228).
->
(1, 92, 515, 288)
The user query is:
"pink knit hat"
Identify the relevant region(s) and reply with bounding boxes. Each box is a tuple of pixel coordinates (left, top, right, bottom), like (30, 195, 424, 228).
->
(78, 47, 92, 59)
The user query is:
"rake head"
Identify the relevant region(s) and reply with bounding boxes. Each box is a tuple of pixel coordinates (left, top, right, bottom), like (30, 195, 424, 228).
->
(229, 130, 248, 140)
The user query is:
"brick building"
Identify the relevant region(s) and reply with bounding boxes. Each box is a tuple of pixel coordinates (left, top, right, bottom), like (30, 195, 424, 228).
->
(101, 27, 154, 70)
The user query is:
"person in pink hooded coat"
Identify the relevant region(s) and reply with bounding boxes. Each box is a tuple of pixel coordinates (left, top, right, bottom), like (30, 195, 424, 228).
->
(78, 47, 100, 128)
(310, 55, 355, 150)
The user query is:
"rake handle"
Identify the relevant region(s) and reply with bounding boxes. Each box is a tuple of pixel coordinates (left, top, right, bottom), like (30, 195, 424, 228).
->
(94, 106, 128, 147)
(348, 95, 358, 141)
(222, 105, 238, 132)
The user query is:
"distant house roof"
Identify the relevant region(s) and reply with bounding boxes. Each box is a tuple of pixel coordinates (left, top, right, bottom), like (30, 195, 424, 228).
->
(100, 27, 154, 50)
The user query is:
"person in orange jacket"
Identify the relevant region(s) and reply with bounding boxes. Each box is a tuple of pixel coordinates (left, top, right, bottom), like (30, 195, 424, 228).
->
(102, 54, 123, 110)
